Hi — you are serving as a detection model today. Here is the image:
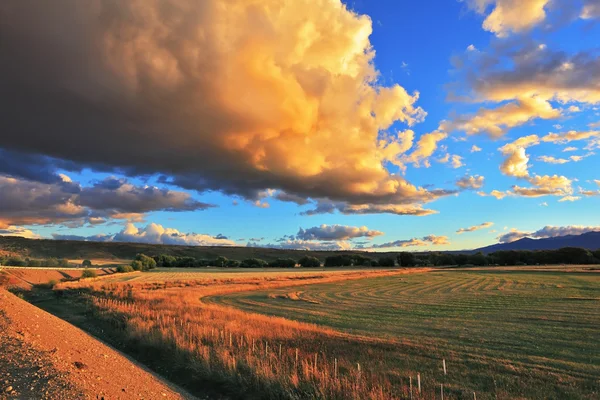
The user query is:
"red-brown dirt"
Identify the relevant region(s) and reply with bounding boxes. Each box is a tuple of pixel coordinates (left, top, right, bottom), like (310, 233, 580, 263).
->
(0, 290, 197, 400)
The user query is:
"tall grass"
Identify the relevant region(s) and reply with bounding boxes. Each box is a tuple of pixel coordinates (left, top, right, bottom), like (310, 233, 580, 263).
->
(55, 270, 438, 399)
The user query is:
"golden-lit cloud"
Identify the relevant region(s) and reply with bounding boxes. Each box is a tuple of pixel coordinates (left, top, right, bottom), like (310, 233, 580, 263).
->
(536, 155, 570, 164)
(457, 221, 494, 234)
(471, 145, 482, 152)
(371, 234, 449, 249)
(456, 175, 485, 190)
(0, 0, 452, 215)
(440, 96, 559, 138)
(542, 130, 600, 144)
(401, 131, 447, 167)
(0, 226, 42, 239)
(466, 0, 551, 37)
(498, 135, 540, 178)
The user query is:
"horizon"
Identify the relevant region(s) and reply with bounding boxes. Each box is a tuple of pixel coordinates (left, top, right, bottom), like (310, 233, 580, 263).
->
(2, 1, 600, 252)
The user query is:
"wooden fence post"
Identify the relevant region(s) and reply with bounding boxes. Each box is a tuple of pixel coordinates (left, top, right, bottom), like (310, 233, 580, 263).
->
(443, 359, 447, 375)
(417, 373, 421, 394)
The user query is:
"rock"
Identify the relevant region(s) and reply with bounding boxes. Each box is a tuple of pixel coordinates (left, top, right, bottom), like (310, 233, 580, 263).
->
(4, 386, 13, 392)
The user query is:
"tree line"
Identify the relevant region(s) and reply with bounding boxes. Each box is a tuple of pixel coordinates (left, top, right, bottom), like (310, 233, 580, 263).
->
(0, 256, 73, 268)
(134, 247, 600, 270)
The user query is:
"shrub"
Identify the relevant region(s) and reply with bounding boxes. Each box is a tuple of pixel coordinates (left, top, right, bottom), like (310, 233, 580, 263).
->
(324, 255, 353, 267)
(298, 256, 321, 268)
(28, 259, 42, 267)
(131, 260, 144, 271)
(268, 258, 297, 268)
(58, 258, 70, 268)
(225, 259, 241, 268)
(81, 269, 97, 279)
(397, 252, 416, 267)
(117, 265, 135, 273)
(240, 258, 268, 268)
(135, 254, 157, 271)
(378, 257, 395, 267)
(214, 256, 229, 267)
(82, 259, 92, 267)
(43, 258, 59, 267)
(7, 257, 26, 267)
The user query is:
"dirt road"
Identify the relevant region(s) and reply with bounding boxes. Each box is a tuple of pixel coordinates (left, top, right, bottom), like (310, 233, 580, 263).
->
(0, 290, 197, 400)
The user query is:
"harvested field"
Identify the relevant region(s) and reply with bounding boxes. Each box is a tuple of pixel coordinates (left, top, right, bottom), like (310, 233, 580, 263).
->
(209, 269, 600, 399)
(19, 266, 600, 399)
(0, 267, 115, 290)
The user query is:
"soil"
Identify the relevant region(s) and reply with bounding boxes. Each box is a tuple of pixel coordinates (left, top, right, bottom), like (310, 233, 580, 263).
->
(0, 289, 197, 400)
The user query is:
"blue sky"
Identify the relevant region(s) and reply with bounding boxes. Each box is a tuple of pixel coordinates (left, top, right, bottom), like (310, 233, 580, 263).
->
(1, 0, 599, 251)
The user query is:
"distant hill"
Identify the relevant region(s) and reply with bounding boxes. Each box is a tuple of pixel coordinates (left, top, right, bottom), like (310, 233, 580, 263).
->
(0, 236, 389, 263)
(475, 231, 600, 253)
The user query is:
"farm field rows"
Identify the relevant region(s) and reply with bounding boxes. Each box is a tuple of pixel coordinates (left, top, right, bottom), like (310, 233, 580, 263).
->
(82, 266, 392, 283)
(208, 269, 600, 398)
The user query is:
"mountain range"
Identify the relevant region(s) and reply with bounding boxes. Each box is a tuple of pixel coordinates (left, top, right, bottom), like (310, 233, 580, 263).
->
(474, 231, 600, 253)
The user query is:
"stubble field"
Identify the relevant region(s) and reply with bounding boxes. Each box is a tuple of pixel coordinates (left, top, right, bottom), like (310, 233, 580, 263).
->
(208, 269, 600, 398)
(16, 266, 600, 399)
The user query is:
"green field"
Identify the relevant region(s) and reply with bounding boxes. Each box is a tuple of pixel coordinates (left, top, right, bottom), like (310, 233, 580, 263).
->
(209, 269, 600, 398)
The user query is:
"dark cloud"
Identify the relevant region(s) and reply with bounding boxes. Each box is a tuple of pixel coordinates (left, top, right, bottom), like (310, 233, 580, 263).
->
(0, 0, 450, 214)
(0, 175, 215, 229)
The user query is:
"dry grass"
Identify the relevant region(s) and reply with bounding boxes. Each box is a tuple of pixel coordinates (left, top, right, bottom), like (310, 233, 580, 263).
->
(54, 269, 434, 399)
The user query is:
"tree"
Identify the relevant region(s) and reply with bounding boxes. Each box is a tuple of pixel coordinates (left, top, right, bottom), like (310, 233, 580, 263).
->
(58, 258, 70, 268)
(214, 256, 228, 267)
(298, 256, 321, 268)
(117, 265, 134, 273)
(82, 259, 92, 267)
(397, 252, 416, 267)
(378, 257, 395, 267)
(131, 260, 144, 271)
(81, 269, 97, 279)
(240, 258, 268, 268)
(155, 254, 177, 268)
(6, 257, 25, 267)
(268, 258, 297, 268)
(324, 255, 352, 267)
(225, 259, 241, 268)
(43, 258, 59, 267)
(135, 254, 157, 271)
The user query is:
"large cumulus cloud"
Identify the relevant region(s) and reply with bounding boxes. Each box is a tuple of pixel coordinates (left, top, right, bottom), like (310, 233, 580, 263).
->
(0, 0, 454, 215)
(53, 223, 236, 246)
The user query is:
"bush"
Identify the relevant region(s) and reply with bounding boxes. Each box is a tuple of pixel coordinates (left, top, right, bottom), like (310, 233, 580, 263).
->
(378, 257, 395, 267)
(81, 269, 97, 279)
(28, 259, 42, 267)
(135, 254, 157, 271)
(131, 260, 144, 271)
(298, 256, 321, 268)
(225, 259, 241, 268)
(82, 259, 92, 267)
(240, 258, 268, 268)
(43, 258, 59, 267)
(117, 265, 135, 273)
(268, 258, 297, 268)
(324, 255, 353, 267)
(6, 257, 26, 267)
(214, 256, 228, 267)
(58, 258, 70, 268)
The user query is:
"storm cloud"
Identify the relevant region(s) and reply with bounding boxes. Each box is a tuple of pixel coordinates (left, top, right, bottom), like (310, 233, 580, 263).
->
(0, 0, 452, 214)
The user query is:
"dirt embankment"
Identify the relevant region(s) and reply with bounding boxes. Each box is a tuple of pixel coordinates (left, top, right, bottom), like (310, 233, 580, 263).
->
(0, 290, 197, 400)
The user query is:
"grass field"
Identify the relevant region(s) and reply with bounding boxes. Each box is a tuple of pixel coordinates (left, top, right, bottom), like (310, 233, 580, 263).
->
(208, 269, 600, 398)
(21, 267, 600, 399)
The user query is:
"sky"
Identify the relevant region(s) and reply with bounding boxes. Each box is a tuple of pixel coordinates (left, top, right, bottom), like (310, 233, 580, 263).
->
(1, 0, 600, 252)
